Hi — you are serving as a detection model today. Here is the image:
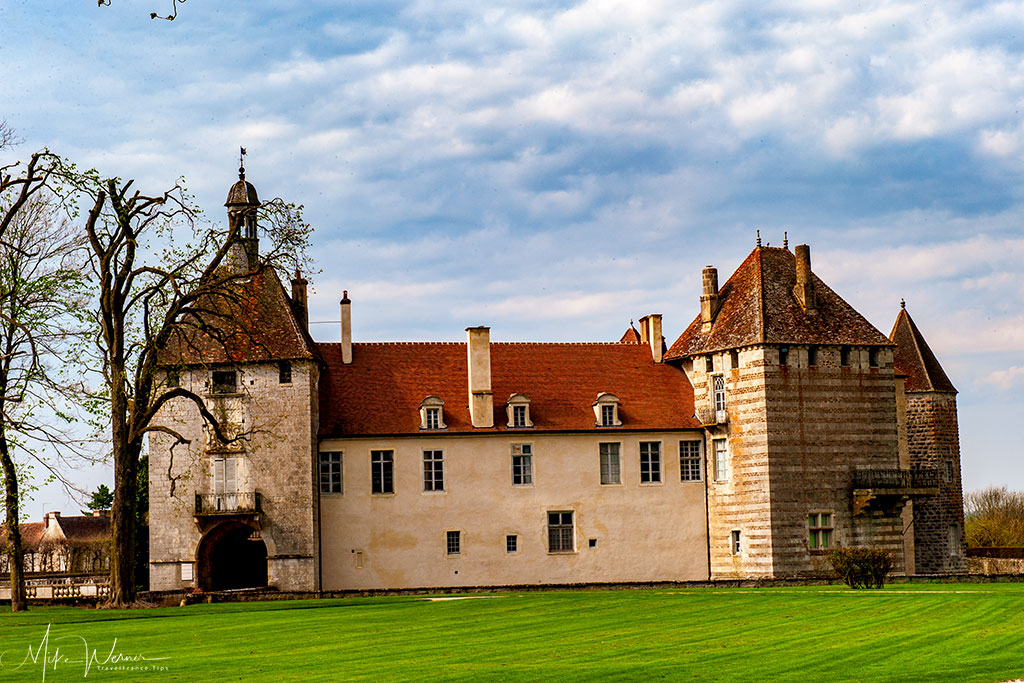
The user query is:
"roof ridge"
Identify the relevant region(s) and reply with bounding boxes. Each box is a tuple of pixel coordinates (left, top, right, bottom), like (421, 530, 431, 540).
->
(318, 341, 647, 347)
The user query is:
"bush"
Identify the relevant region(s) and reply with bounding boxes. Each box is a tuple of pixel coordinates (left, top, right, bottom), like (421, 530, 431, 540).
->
(826, 547, 894, 589)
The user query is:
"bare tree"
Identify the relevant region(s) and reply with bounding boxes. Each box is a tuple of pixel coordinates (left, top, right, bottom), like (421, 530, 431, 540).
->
(82, 174, 311, 606)
(965, 486, 1024, 548)
(0, 196, 92, 612)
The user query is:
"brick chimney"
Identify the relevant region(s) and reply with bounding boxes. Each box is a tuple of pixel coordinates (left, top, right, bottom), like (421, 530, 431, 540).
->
(700, 266, 721, 329)
(638, 314, 663, 363)
(340, 291, 352, 365)
(291, 270, 308, 330)
(45, 511, 61, 529)
(466, 326, 494, 428)
(793, 244, 816, 312)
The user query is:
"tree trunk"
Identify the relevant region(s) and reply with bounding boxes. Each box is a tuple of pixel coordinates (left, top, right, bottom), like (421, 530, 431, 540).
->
(107, 380, 140, 607)
(1, 430, 27, 612)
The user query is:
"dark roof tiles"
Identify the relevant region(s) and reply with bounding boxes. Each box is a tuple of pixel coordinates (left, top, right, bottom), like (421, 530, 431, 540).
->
(889, 306, 957, 393)
(667, 246, 892, 358)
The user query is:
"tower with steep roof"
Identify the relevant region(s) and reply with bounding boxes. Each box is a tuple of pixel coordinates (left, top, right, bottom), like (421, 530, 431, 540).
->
(666, 243, 911, 579)
(890, 303, 966, 573)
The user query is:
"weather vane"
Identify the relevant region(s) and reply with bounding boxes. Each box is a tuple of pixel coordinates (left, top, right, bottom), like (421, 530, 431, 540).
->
(239, 146, 247, 179)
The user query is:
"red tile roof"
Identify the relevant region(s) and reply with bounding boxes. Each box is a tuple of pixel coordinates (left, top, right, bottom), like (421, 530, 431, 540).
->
(160, 266, 317, 365)
(0, 522, 45, 551)
(317, 342, 699, 436)
(619, 324, 641, 343)
(889, 306, 956, 393)
(666, 246, 892, 359)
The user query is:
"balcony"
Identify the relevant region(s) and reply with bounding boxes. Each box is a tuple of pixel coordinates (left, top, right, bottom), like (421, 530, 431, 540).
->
(696, 406, 728, 427)
(195, 492, 262, 516)
(852, 469, 939, 516)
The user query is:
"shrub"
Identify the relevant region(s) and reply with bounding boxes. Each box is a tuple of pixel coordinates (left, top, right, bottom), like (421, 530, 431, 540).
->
(826, 547, 894, 589)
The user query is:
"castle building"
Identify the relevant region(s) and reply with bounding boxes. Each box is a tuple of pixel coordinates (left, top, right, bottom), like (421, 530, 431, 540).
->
(148, 173, 965, 592)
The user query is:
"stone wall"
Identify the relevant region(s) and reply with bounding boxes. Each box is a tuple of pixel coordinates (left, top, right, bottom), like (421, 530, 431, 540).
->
(906, 392, 966, 573)
(149, 360, 319, 591)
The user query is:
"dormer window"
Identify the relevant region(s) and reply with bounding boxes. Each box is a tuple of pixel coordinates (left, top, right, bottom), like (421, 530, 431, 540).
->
(419, 396, 446, 431)
(211, 370, 237, 395)
(593, 393, 622, 428)
(506, 393, 534, 429)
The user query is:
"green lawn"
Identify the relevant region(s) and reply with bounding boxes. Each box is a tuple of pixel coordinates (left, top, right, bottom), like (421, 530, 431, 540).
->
(1, 584, 1022, 682)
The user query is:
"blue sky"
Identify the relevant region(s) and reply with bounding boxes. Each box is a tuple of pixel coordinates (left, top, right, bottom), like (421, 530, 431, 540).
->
(3, 0, 1024, 514)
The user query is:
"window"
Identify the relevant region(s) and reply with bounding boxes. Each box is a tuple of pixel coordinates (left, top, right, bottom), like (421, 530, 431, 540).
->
(212, 457, 237, 511)
(506, 535, 518, 553)
(512, 405, 527, 427)
(704, 355, 714, 372)
(548, 512, 574, 553)
(511, 444, 533, 486)
(423, 450, 444, 492)
(640, 442, 662, 483)
(808, 345, 818, 367)
(599, 443, 621, 485)
(729, 350, 740, 370)
(944, 460, 954, 483)
(419, 396, 446, 430)
(779, 346, 789, 366)
(712, 375, 726, 421)
(840, 346, 851, 367)
(371, 450, 394, 494)
(949, 524, 961, 556)
(278, 360, 292, 384)
(167, 369, 180, 388)
(713, 439, 729, 481)
(506, 394, 533, 428)
(868, 348, 879, 367)
(731, 530, 741, 555)
(593, 393, 621, 427)
(808, 513, 833, 550)
(679, 441, 702, 481)
(212, 370, 237, 395)
(446, 530, 461, 555)
(319, 452, 343, 494)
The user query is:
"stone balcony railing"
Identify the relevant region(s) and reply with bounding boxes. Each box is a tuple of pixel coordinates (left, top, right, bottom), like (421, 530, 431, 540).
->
(695, 406, 728, 427)
(195, 491, 262, 516)
(852, 468, 940, 489)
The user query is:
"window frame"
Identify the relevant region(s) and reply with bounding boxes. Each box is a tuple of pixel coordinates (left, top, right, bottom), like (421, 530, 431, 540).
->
(639, 441, 662, 484)
(713, 438, 729, 481)
(679, 440, 702, 482)
(599, 442, 621, 485)
(547, 511, 575, 554)
(943, 459, 954, 483)
(506, 393, 534, 428)
(446, 530, 461, 556)
(278, 360, 292, 384)
(779, 346, 789, 366)
(593, 393, 622, 427)
(731, 530, 741, 555)
(712, 374, 726, 422)
(506, 534, 518, 554)
(808, 512, 833, 551)
(419, 396, 447, 431)
(370, 450, 394, 495)
(319, 451, 343, 495)
(422, 449, 445, 492)
(211, 369, 238, 395)
(511, 443, 533, 486)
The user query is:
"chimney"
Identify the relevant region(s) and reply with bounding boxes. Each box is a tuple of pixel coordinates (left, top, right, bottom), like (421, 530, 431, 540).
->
(340, 291, 352, 365)
(291, 270, 308, 330)
(700, 266, 721, 326)
(45, 511, 60, 529)
(466, 326, 494, 428)
(793, 244, 816, 312)
(638, 314, 663, 363)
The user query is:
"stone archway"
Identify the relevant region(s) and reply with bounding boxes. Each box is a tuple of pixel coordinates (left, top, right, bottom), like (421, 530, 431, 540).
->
(196, 521, 268, 591)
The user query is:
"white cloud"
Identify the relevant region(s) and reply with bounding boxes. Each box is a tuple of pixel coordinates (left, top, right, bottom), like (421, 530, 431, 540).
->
(980, 365, 1024, 390)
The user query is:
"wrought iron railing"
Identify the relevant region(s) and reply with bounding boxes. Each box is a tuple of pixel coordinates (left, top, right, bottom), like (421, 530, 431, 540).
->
(853, 468, 940, 489)
(195, 491, 262, 515)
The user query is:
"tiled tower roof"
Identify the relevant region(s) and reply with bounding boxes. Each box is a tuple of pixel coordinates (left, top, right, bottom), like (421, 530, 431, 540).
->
(666, 246, 892, 359)
(889, 305, 957, 393)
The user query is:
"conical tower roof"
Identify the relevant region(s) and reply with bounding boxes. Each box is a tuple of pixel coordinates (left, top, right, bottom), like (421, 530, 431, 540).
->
(889, 304, 956, 393)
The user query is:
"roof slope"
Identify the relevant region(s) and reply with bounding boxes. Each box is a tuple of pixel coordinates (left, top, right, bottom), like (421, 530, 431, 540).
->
(160, 265, 317, 365)
(54, 515, 112, 542)
(666, 246, 892, 359)
(318, 342, 698, 436)
(889, 306, 956, 393)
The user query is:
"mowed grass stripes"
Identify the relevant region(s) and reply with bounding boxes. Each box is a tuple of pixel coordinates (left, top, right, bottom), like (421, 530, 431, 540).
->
(0, 585, 1021, 682)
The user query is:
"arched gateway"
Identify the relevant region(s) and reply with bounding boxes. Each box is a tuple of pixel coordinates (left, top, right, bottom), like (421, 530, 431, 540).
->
(196, 521, 267, 591)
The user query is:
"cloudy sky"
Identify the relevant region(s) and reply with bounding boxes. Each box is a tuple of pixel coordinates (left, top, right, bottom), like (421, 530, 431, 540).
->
(3, 0, 1024, 513)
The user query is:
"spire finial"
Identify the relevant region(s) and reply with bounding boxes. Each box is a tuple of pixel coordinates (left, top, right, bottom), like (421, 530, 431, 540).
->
(239, 146, 247, 180)
(900, 298, 906, 309)
(756, 229, 762, 247)
(783, 231, 788, 249)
